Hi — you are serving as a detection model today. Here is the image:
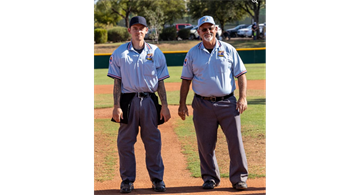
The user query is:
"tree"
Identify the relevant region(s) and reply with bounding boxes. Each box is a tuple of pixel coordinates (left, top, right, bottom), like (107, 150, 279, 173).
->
(110, 0, 142, 28)
(159, 0, 187, 25)
(94, 0, 122, 27)
(144, 7, 165, 44)
(136, 0, 186, 27)
(187, 0, 247, 36)
(239, 0, 266, 39)
(95, 0, 187, 31)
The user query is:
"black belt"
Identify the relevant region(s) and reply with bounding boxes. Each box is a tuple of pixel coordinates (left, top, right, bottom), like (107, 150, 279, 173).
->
(135, 92, 153, 98)
(122, 92, 153, 98)
(195, 92, 233, 102)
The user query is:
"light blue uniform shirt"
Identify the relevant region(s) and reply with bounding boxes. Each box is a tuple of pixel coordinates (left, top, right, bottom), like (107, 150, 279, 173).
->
(181, 40, 247, 97)
(107, 41, 170, 93)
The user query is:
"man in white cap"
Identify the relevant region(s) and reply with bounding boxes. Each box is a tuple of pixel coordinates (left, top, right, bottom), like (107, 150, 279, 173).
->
(178, 15, 249, 191)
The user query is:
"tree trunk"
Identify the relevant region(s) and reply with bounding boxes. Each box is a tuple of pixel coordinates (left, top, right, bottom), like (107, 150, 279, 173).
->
(220, 21, 225, 40)
(254, 3, 260, 40)
(125, 12, 130, 28)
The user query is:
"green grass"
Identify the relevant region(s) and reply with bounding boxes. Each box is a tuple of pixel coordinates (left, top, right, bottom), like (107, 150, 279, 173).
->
(166, 66, 183, 83)
(94, 63, 265, 86)
(173, 115, 201, 177)
(94, 119, 119, 182)
(94, 69, 114, 85)
(245, 63, 266, 80)
(94, 94, 113, 108)
(94, 64, 265, 108)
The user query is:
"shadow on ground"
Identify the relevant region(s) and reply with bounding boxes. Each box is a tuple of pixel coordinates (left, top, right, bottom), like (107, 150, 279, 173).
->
(95, 186, 266, 194)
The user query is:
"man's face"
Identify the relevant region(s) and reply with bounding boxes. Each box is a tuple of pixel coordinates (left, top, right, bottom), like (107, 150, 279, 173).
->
(128, 24, 148, 41)
(198, 23, 217, 42)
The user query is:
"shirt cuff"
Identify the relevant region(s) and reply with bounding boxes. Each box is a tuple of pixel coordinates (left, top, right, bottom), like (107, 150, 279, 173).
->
(107, 73, 121, 80)
(158, 75, 170, 81)
(235, 70, 247, 78)
(181, 76, 193, 80)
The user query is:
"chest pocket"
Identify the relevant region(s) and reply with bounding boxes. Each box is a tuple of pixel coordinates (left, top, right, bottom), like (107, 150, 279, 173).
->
(215, 57, 232, 73)
(143, 60, 156, 76)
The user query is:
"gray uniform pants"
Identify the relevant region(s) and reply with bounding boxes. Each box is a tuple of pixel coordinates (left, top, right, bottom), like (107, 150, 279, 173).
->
(117, 95, 164, 182)
(192, 95, 248, 185)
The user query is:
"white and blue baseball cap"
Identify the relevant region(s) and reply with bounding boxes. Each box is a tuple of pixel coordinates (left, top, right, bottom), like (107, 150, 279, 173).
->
(198, 16, 215, 27)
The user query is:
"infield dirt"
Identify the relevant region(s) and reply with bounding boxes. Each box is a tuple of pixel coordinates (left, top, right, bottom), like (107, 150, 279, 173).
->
(94, 81, 266, 194)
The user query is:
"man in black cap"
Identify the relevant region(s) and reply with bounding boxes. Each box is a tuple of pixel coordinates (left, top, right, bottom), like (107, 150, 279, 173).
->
(107, 16, 171, 193)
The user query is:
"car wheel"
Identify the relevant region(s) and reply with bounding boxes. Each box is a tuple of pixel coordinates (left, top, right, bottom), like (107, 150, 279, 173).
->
(189, 34, 194, 40)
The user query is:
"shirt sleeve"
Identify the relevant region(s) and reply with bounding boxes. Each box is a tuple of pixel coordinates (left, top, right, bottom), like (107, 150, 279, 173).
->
(180, 52, 193, 80)
(155, 48, 170, 81)
(231, 47, 247, 78)
(107, 53, 122, 80)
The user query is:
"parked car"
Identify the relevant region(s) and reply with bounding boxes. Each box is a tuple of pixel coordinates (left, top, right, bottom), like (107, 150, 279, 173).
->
(225, 24, 248, 37)
(189, 25, 199, 40)
(237, 25, 252, 37)
(216, 25, 222, 37)
(237, 23, 265, 37)
(173, 23, 192, 31)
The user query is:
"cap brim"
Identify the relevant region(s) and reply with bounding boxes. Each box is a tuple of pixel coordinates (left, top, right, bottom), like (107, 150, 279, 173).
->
(130, 23, 147, 27)
(199, 22, 215, 27)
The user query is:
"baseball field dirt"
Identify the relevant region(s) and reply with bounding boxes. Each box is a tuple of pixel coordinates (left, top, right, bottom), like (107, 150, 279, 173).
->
(94, 81, 266, 194)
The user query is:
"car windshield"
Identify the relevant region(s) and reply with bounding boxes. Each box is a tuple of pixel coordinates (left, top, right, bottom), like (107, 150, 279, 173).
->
(235, 25, 246, 29)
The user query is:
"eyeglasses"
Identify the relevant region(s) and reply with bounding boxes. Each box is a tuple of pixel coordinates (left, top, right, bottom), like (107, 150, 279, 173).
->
(200, 26, 215, 32)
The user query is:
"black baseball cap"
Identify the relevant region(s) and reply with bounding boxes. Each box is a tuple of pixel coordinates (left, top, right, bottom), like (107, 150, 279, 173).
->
(129, 16, 147, 28)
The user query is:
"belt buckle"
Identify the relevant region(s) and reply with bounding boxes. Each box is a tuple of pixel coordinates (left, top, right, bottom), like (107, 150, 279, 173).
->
(138, 92, 149, 98)
(210, 96, 217, 102)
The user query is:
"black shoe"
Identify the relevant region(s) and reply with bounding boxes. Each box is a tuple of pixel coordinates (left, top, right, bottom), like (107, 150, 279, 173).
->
(233, 181, 247, 190)
(152, 179, 166, 192)
(202, 180, 216, 189)
(120, 180, 134, 193)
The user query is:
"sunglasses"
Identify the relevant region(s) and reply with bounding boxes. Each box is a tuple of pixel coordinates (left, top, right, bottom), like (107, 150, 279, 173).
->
(200, 26, 215, 32)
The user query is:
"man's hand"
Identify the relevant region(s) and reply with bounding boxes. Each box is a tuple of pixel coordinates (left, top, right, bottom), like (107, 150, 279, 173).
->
(112, 105, 123, 123)
(237, 74, 247, 114)
(178, 79, 191, 120)
(160, 105, 171, 122)
(178, 104, 189, 120)
(236, 98, 248, 114)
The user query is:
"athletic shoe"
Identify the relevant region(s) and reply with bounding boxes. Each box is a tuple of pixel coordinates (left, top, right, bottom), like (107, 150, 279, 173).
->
(152, 179, 166, 192)
(233, 181, 248, 190)
(120, 180, 134, 193)
(202, 180, 217, 189)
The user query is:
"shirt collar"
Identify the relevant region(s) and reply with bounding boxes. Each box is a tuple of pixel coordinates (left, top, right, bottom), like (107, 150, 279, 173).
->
(198, 39, 222, 51)
(127, 40, 151, 52)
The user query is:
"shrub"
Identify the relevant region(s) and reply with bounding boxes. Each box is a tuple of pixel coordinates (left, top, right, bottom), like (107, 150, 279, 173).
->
(178, 28, 190, 40)
(107, 27, 130, 42)
(159, 27, 177, 41)
(94, 29, 108, 44)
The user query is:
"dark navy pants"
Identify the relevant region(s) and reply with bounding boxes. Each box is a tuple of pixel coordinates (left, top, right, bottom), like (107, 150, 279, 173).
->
(117, 95, 164, 182)
(192, 95, 248, 185)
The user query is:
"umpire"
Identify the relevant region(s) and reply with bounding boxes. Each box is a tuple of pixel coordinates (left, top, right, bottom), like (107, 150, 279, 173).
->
(178, 16, 249, 191)
(107, 16, 171, 193)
